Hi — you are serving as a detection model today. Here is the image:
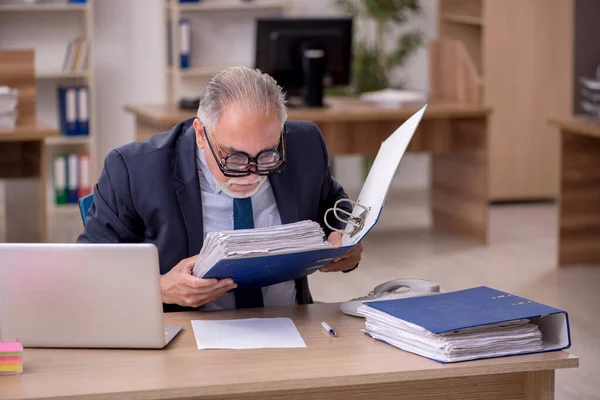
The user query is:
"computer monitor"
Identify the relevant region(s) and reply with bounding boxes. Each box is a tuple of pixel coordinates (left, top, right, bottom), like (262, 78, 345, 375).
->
(254, 17, 353, 108)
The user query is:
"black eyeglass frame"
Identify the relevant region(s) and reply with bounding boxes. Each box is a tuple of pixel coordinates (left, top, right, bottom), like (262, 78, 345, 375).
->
(200, 120, 287, 177)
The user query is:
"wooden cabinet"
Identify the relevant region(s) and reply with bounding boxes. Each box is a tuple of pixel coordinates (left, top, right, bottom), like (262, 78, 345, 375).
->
(430, 0, 575, 201)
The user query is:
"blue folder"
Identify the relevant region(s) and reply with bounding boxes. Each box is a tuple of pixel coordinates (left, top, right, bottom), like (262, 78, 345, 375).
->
(365, 286, 571, 363)
(202, 246, 350, 287)
(195, 105, 429, 288)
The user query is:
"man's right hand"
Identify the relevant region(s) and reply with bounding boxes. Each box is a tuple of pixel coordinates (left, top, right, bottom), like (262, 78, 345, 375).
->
(160, 255, 237, 308)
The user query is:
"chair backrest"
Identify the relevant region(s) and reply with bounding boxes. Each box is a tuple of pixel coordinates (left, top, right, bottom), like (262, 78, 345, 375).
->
(78, 194, 94, 226)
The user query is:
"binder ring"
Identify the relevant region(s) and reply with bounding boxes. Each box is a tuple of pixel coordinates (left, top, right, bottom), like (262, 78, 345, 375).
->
(324, 198, 370, 238)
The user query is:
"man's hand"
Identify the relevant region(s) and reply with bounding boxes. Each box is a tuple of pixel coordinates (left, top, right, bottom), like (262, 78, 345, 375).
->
(160, 255, 237, 308)
(319, 231, 363, 273)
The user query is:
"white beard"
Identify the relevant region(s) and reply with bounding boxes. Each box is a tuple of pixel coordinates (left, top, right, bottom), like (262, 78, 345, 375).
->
(217, 176, 266, 198)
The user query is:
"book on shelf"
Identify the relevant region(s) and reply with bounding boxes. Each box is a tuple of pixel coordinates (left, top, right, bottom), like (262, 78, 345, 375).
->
(57, 85, 89, 136)
(166, 18, 192, 69)
(53, 152, 91, 206)
(62, 37, 88, 73)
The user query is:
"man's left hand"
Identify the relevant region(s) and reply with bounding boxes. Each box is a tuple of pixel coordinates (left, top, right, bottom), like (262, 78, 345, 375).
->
(319, 231, 363, 273)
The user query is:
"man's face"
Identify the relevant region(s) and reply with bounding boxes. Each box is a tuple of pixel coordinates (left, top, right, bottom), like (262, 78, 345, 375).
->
(194, 104, 283, 198)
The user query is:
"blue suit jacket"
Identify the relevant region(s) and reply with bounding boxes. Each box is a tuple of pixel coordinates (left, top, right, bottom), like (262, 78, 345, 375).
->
(77, 118, 351, 312)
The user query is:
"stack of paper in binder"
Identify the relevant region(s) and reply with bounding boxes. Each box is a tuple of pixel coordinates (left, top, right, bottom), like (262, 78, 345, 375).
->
(58, 85, 89, 136)
(192, 220, 341, 287)
(357, 286, 571, 363)
(0, 342, 23, 375)
(53, 153, 92, 205)
(0, 86, 18, 129)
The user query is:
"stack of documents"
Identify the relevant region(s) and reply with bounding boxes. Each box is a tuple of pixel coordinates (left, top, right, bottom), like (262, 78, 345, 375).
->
(580, 65, 600, 117)
(357, 286, 571, 363)
(193, 220, 333, 280)
(0, 86, 18, 129)
(0, 342, 23, 375)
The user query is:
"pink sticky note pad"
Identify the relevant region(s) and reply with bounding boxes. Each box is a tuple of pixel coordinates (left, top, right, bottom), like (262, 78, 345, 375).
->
(0, 343, 23, 353)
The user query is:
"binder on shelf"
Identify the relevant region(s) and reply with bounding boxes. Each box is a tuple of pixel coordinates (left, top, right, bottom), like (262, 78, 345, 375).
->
(78, 153, 92, 198)
(166, 19, 173, 68)
(53, 155, 68, 205)
(179, 18, 191, 69)
(357, 286, 571, 364)
(58, 85, 90, 136)
(192, 105, 428, 287)
(77, 86, 89, 136)
(58, 87, 78, 136)
(67, 153, 79, 204)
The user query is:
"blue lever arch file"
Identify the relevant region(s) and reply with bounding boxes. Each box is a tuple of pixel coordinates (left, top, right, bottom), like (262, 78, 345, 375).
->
(193, 105, 428, 287)
(359, 286, 571, 363)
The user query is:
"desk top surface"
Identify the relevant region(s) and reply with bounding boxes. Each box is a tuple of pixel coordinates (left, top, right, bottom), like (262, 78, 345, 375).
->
(124, 98, 490, 127)
(0, 122, 59, 142)
(1, 303, 577, 400)
(550, 115, 600, 138)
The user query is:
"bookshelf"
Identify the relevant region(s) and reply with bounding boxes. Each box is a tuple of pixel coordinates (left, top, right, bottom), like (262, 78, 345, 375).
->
(0, 2, 88, 12)
(0, 0, 95, 235)
(163, 0, 296, 103)
(430, 0, 574, 202)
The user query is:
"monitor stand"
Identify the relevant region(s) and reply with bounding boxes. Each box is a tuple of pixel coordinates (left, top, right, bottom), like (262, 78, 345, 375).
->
(288, 47, 328, 109)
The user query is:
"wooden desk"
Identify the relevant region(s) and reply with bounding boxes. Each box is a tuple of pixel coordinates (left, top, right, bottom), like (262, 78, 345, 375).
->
(125, 99, 491, 243)
(550, 116, 600, 266)
(0, 303, 577, 400)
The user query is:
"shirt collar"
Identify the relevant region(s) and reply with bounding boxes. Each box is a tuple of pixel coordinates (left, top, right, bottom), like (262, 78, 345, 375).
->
(196, 147, 222, 195)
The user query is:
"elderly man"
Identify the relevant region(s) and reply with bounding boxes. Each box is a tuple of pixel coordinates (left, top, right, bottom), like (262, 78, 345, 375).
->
(78, 66, 362, 312)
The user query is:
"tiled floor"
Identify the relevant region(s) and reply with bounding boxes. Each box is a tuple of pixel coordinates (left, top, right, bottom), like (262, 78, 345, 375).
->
(1, 190, 597, 399)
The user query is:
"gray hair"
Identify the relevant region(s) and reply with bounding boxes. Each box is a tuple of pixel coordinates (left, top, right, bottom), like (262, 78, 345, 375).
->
(197, 66, 287, 133)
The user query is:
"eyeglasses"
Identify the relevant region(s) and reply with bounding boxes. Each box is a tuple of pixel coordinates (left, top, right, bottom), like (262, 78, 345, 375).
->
(202, 123, 287, 177)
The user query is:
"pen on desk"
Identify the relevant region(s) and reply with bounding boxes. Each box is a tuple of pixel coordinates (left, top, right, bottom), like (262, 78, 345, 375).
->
(321, 321, 336, 337)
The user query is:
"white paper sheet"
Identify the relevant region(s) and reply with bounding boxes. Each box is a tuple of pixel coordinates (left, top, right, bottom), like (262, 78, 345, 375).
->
(191, 317, 307, 350)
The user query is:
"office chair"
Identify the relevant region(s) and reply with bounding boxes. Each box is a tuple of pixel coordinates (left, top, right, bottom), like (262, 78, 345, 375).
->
(78, 194, 94, 226)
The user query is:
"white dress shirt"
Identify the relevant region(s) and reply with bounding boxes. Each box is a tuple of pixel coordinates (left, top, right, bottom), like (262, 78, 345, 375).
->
(196, 148, 297, 311)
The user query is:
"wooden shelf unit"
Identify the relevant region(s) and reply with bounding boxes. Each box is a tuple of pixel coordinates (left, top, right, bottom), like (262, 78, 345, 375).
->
(431, 0, 575, 202)
(163, 0, 296, 103)
(36, 69, 89, 80)
(440, 13, 483, 26)
(0, 1, 96, 223)
(0, 3, 88, 12)
(169, 0, 287, 12)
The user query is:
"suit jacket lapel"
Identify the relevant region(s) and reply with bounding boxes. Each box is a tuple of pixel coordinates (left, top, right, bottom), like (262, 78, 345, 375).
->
(173, 123, 205, 256)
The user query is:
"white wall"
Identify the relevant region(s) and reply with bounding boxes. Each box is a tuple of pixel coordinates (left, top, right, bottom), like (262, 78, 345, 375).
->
(94, 0, 165, 175)
(93, 0, 439, 191)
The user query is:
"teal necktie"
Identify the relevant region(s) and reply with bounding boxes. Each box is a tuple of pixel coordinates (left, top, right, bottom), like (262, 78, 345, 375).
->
(233, 197, 264, 308)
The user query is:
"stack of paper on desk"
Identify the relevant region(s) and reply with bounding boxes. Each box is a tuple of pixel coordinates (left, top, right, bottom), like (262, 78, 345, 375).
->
(357, 286, 571, 363)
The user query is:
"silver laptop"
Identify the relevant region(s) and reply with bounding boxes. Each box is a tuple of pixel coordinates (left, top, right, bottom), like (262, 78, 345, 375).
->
(0, 243, 182, 348)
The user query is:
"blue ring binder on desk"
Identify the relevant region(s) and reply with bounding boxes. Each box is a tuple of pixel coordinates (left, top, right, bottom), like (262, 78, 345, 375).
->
(357, 286, 572, 363)
(192, 105, 429, 287)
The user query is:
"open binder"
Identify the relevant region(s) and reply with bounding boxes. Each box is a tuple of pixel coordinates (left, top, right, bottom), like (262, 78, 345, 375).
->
(192, 105, 428, 287)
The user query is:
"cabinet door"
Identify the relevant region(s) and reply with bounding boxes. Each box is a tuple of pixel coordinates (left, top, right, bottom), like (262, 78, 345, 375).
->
(484, 0, 573, 201)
